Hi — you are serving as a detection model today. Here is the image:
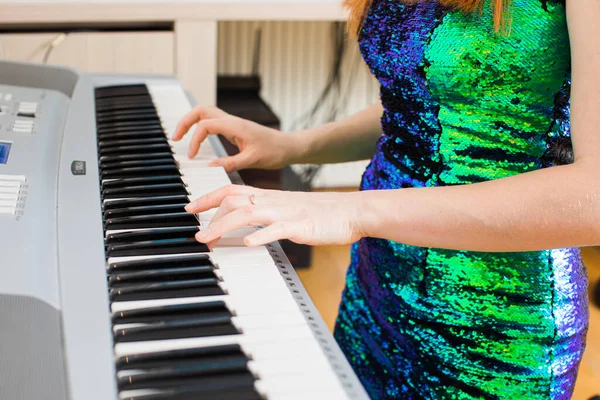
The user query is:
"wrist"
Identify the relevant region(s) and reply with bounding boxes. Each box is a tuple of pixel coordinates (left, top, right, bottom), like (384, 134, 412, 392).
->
(354, 190, 390, 239)
(286, 122, 338, 165)
(284, 129, 314, 165)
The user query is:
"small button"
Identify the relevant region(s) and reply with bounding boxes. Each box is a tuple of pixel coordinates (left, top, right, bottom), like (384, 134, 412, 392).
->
(0, 189, 19, 197)
(0, 206, 16, 215)
(0, 175, 27, 183)
(14, 119, 34, 125)
(13, 120, 34, 127)
(0, 182, 20, 189)
(12, 127, 32, 134)
(0, 180, 20, 187)
(0, 199, 16, 207)
(0, 193, 18, 201)
(5, 94, 13, 101)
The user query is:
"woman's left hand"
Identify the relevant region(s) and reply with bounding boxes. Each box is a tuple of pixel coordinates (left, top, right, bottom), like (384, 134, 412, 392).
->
(185, 184, 368, 247)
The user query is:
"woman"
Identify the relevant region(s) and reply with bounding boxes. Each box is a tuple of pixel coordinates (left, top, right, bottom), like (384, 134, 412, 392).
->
(173, 0, 598, 398)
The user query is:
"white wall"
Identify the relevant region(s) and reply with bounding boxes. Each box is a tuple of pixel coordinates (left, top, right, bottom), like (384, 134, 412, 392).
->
(217, 21, 379, 188)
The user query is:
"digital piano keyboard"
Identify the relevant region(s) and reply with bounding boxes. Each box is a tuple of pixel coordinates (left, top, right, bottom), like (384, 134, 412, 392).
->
(0, 61, 369, 400)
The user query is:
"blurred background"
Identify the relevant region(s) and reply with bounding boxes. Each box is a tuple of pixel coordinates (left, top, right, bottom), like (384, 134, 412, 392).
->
(0, 1, 597, 398)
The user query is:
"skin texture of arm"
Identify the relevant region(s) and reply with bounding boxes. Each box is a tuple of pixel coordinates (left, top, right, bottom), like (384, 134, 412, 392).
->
(288, 102, 384, 165)
(188, 0, 600, 252)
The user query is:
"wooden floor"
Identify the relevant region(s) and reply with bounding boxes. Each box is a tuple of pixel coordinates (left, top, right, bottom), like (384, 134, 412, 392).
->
(297, 245, 600, 399)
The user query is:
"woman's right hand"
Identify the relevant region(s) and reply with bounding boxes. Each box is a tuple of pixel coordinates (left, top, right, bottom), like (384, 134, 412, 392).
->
(172, 105, 299, 173)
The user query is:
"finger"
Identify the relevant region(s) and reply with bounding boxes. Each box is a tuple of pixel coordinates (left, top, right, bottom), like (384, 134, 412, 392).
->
(172, 106, 227, 141)
(210, 195, 254, 223)
(185, 184, 257, 214)
(188, 118, 241, 159)
(195, 205, 277, 243)
(208, 152, 253, 173)
(188, 119, 214, 158)
(243, 222, 293, 246)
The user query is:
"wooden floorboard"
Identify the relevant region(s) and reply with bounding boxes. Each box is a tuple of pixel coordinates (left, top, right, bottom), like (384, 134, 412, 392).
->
(297, 245, 600, 399)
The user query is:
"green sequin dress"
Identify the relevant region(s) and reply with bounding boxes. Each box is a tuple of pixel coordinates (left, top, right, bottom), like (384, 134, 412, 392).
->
(333, 1, 588, 398)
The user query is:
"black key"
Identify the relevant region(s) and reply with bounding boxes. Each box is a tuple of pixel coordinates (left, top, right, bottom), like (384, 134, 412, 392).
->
(112, 301, 229, 324)
(109, 277, 223, 301)
(107, 254, 213, 273)
(108, 265, 216, 286)
(113, 314, 238, 343)
(97, 120, 161, 132)
(117, 356, 248, 390)
(95, 88, 150, 98)
(101, 165, 180, 180)
(100, 158, 176, 170)
(95, 84, 148, 97)
(104, 195, 190, 211)
(96, 112, 161, 123)
(98, 137, 168, 149)
(96, 92, 152, 101)
(116, 344, 244, 370)
(97, 112, 161, 124)
(98, 131, 166, 143)
(106, 237, 209, 258)
(102, 176, 182, 191)
(99, 152, 175, 163)
(96, 104, 157, 116)
(98, 143, 172, 157)
(97, 126, 164, 137)
(104, 203, 188, 219)
(95, 91, 150, 101)
(102, 183, 188, 199)
(96, 103, 157, 118)
(95, 98, 152, 108)
(117, 374, 259, 399)
(104, 212, 198, 230)
(106, 227, 198, 243)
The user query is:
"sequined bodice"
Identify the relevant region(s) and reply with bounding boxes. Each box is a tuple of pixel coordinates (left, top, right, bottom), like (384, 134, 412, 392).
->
(334, 3, 586, 398)
(359, 0, 570, 189)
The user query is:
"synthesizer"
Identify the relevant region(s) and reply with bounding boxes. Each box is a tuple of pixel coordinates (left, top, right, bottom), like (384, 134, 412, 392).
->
(0, 60, 369, 400)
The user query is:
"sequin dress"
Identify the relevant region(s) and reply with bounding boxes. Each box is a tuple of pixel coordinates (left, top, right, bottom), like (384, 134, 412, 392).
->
(332, 1, 589, 399)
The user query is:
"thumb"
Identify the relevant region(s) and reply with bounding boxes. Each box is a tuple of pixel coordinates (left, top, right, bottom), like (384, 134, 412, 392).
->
(209, 152, 253, 173)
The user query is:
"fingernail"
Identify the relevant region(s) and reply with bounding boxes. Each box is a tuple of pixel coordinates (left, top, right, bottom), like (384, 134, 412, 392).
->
(195, 231, 206, 242)
(184, 203, 193, 212)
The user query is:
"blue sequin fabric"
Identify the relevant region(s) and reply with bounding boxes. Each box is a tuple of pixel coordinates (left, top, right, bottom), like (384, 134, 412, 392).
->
(333, 0, 588, 399)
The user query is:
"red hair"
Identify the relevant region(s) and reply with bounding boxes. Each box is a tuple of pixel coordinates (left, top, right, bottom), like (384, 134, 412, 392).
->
(345, 0, 509, 35)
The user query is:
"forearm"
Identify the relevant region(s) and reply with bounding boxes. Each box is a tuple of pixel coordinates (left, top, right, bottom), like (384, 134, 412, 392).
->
(360, 161, 600, 252)
(288, 102, 383, 165)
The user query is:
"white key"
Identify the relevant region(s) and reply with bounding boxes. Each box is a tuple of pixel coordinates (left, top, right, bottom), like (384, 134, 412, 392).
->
(104, 226, 198, 237)
(112, 292, 299, 316)
(106, 247, 273, 267)
(115, 325, 315, 357)
(113, 313, 306, 335)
